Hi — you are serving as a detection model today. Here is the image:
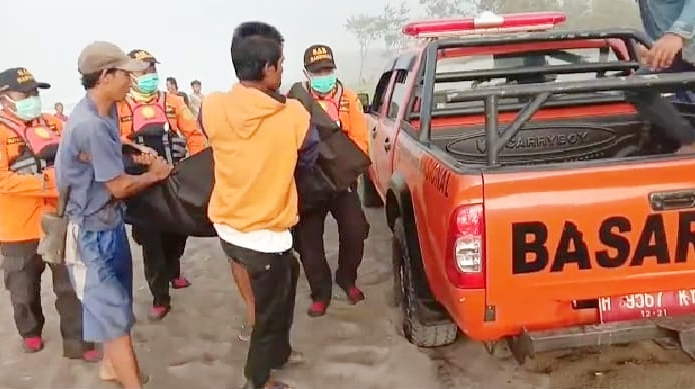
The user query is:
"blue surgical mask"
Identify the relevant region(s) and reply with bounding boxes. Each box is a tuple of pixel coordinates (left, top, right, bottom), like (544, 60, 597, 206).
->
(309, 73, 338, 94)
(135, 73, 160, 94)
(10, 96, 42, 121)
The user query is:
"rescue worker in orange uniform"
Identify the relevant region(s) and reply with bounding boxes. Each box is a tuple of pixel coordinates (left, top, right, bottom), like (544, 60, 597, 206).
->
(293, 44, 371, 317)
(0, 67, 99, 361)
(116, 49, 206, 320)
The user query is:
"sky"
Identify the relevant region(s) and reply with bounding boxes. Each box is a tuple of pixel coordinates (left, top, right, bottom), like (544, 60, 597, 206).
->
(0, 0, 403, 111)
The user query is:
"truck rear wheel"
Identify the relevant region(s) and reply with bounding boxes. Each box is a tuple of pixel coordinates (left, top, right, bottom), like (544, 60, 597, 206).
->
(361, 172, 383, 208)
(393, 218, 458, 347)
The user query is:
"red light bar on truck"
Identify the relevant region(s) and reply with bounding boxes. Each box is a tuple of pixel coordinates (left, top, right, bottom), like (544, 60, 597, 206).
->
(402, 11, 567, 38)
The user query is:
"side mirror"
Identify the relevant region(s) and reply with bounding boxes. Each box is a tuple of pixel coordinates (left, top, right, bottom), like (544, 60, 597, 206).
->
(357, 93, 370, 112)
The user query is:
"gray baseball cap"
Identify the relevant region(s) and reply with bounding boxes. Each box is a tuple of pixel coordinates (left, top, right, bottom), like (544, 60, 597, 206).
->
(77, 41, 149, 75)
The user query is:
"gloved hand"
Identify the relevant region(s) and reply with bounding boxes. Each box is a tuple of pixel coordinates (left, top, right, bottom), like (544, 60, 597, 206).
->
(171, 134, 188, 160)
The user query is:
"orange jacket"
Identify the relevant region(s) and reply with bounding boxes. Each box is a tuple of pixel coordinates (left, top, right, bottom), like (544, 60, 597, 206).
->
(0, 111, 60, 243)
(116, 92, 206, 156)
(310, 84, 369, 155)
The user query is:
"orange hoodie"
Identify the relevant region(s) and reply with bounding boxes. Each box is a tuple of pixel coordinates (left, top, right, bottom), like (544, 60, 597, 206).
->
(202, 84, 310, 233)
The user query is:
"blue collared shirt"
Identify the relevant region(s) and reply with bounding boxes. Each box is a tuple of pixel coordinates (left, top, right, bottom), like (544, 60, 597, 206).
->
(638, 0, 695, 64)
(55, 95, 126, 231)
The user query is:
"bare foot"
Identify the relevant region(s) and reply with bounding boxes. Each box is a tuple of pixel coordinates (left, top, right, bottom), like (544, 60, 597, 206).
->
(98, 360, 118, 382)
(99, 363, 149, 385)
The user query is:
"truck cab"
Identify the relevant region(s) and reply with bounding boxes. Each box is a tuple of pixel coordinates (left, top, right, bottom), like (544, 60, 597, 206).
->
(360, 11, 695, 361)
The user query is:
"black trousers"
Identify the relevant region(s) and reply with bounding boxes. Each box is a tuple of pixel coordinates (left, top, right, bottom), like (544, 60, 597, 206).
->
(294, 186, 369, 303)
(220, 240, 299, 388)
(624, 56, 695, 145)
(132, 227, 187, 307)
(1, 241, 94, 357)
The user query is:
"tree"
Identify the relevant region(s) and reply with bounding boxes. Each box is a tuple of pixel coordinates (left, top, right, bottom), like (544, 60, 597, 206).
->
(344, 14, 382, 82)
(474, 0, 505, 13)
(418, 0, 474, 18)
(378, 1, 412, 54)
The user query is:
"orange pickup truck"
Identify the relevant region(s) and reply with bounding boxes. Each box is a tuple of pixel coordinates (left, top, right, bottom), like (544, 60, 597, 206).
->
(360, 12, 695, 362)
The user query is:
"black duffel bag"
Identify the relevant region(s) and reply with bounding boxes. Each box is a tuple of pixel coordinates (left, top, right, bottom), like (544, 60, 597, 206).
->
(287, 82, 371, 192)
(295, 164, 335, 213)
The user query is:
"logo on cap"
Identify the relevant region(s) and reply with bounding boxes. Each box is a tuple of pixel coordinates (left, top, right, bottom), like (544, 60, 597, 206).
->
(132, 50, 153, 61)
(309, 47, 332, 64)
(16, 68, 35, 85)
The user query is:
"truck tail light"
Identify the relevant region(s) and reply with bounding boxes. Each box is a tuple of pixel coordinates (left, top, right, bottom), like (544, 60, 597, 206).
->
(446, 203, 485, 289)
(402, 11, 567, 38)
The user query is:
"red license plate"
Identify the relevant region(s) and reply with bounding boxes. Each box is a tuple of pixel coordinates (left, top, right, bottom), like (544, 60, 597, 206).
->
(599, 289, 695, 323)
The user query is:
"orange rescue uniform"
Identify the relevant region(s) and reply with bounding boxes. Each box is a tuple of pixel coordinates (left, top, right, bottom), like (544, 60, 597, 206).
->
(0, 112, 61, 242)
(116, 92, 206, 155)
(311, 85, 368, 155)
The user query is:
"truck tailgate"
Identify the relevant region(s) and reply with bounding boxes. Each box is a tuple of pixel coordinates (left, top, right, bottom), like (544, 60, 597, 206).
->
(483, 158, 695, 308)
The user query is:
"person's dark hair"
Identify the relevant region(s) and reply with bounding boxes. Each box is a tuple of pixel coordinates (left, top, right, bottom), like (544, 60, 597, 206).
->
(166, 77, 178, 87)
(233, 21, 284, 42)
(80, 68, 118, 90)
(231, 22, 284, 82)
(190, 80, 201, 86)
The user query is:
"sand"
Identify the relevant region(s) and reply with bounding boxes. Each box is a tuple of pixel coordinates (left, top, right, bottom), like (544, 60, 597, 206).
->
(1, 208, 695, 389)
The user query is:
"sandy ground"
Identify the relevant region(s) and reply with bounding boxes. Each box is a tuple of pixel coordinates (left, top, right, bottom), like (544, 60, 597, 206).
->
(1, 208, 695, 389)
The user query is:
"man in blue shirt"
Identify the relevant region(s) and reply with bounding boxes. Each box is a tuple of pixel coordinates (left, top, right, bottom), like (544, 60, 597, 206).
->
(55, 41, 172, 389)
(638, 0, 695, 72)
(622, 1, 695, 154)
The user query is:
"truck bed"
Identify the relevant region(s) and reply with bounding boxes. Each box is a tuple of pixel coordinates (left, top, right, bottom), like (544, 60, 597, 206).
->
(426, 103, 679, 166)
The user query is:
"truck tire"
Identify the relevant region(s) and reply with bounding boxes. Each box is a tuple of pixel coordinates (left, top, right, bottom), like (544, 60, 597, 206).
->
(361, 172, 383, 208)
(393, 218, 458, 347)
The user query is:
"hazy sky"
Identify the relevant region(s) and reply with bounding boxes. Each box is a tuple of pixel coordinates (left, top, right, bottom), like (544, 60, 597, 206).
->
(0, 0, 401, 109)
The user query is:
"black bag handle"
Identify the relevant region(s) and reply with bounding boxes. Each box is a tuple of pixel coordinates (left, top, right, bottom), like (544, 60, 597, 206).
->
(287, 82, 341, 139)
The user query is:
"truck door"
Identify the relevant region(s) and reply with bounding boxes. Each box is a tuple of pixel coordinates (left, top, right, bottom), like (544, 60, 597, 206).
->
(377, 70, 411, 194)
(369, 70, 397, 195)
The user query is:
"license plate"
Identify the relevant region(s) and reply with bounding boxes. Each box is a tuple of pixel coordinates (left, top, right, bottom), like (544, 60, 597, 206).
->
(599, 289, 695, 323)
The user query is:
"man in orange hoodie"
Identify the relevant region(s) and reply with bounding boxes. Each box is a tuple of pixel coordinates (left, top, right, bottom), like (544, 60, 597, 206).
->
(201, 21, 319, 389)
(0, 67, 99, 361)
(116, 49, 206, 320)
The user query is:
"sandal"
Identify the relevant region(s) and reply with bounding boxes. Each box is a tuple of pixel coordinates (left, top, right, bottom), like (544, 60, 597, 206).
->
(266, 381, 294, 389)
(238, 322, 252, 342)
(240, 380, 294, 389)
(272, 351, 305, 370)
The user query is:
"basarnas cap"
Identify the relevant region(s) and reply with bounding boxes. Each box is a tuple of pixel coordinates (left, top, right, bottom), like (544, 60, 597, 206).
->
(0, 67, 51, 93)
(77, 41, 149, 75)
(303, 44, 336, 73)
(128, 49, 160, 64)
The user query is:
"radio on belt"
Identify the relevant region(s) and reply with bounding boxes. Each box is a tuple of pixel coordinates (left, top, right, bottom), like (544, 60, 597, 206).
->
(401, 11, 567, 38)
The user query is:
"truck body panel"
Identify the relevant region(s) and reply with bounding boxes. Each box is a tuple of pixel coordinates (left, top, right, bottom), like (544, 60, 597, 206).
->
(482, 159, 695, 324)
(364, 26, 695, 354)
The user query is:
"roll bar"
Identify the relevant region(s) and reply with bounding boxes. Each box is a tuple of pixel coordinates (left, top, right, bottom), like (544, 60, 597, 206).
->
(415, 29, 695, 165)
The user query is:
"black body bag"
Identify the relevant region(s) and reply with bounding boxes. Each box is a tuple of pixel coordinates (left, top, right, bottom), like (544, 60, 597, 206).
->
(123, 146, 216, 237)
(287, 82, 371, 192)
